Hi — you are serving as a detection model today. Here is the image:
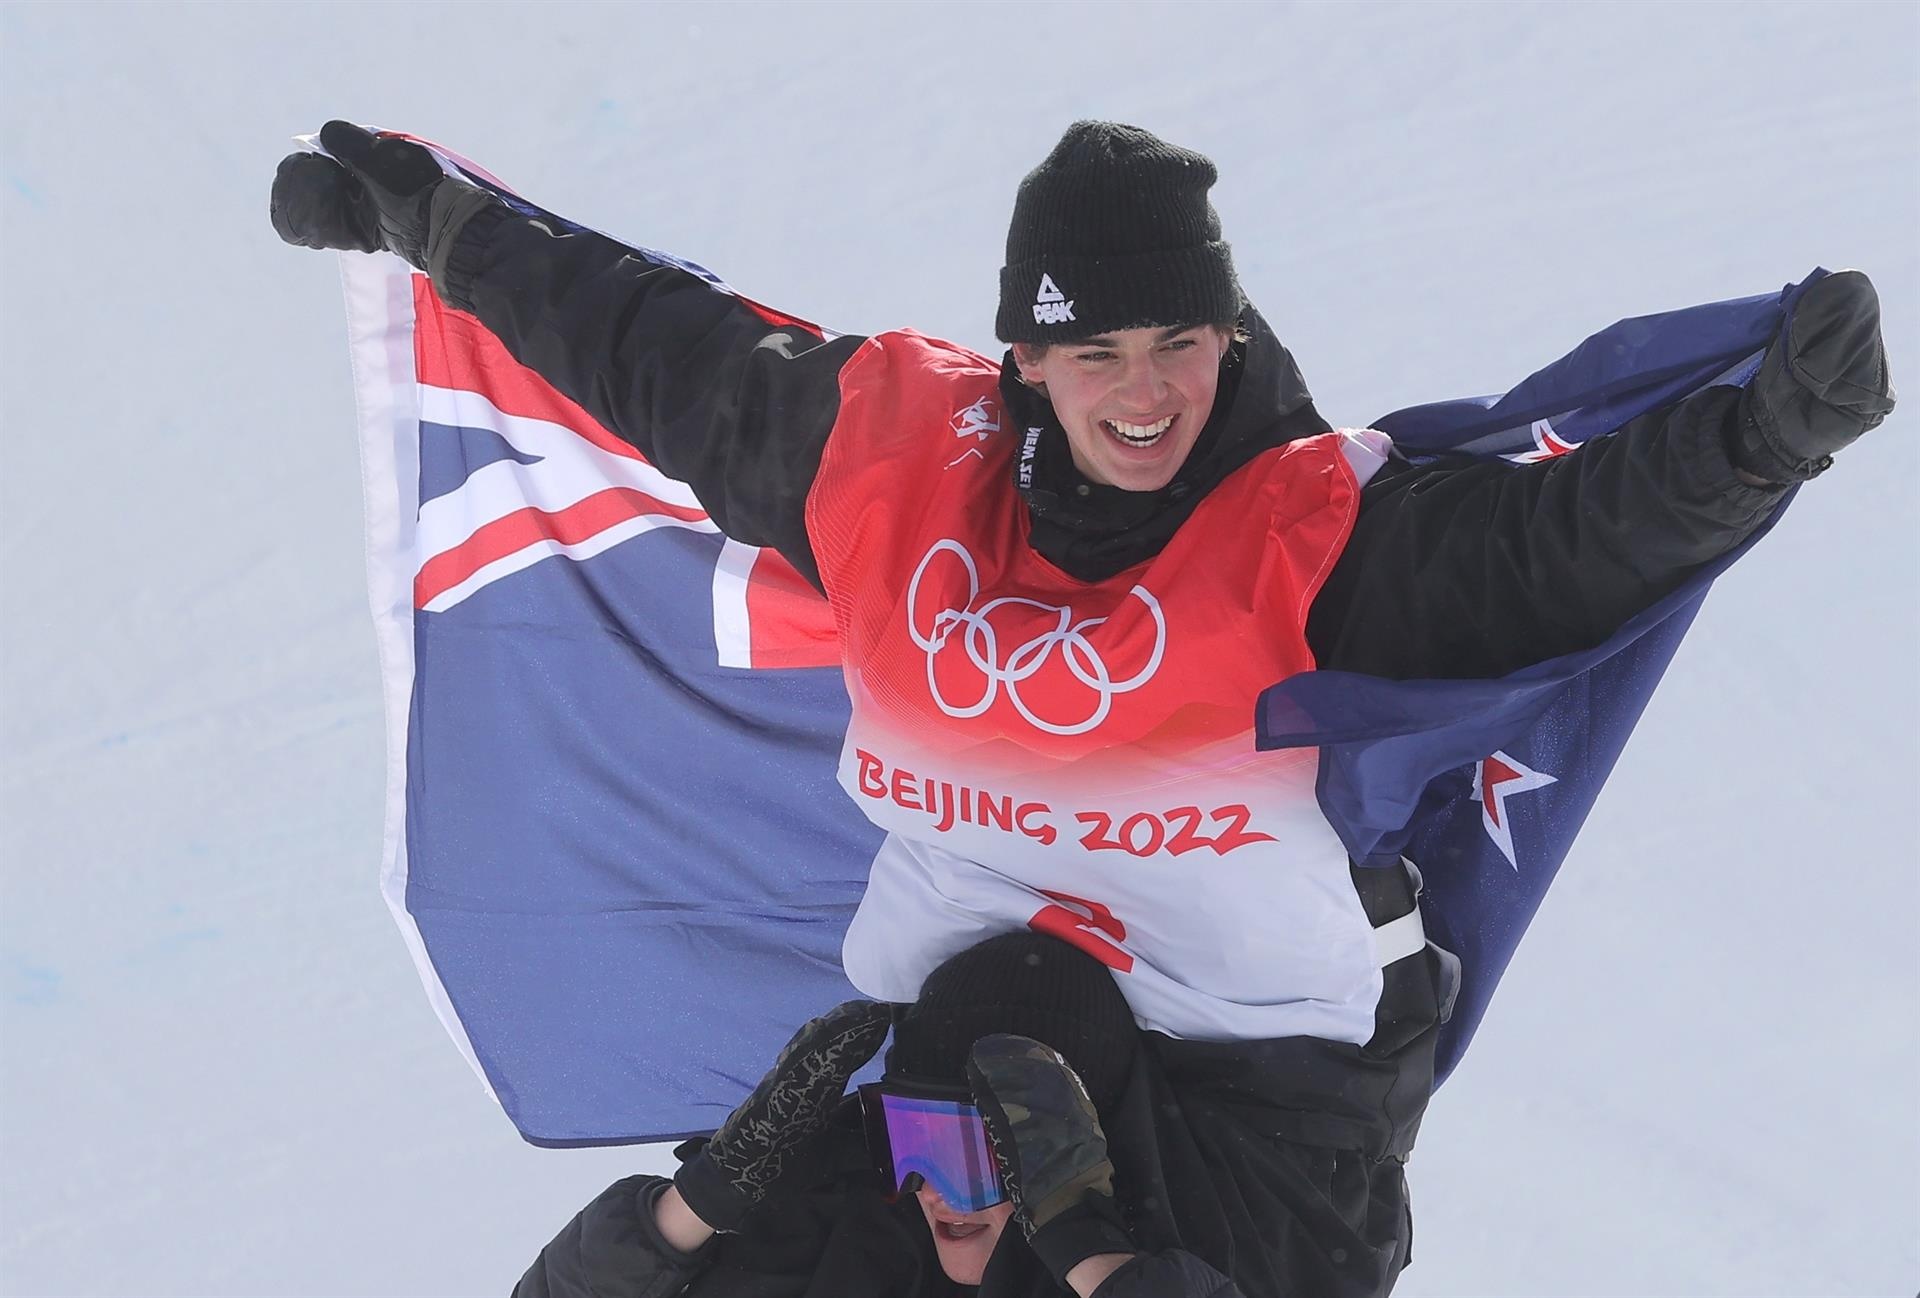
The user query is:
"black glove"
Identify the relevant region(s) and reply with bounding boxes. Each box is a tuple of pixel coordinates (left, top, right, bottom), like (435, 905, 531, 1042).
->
(1733, 269, 1896, 483)
(967, 1034, 1136, 1284)
(269, 120, 445, 268)
(673, 999, 891, 1234)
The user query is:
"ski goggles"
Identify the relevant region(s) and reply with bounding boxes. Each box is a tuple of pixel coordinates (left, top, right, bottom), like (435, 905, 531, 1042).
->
(859, 1081, 1007, 1213)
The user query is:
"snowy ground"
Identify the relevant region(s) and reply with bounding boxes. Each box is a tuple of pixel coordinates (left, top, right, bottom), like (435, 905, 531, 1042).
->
(2, 2, 1915, 1294)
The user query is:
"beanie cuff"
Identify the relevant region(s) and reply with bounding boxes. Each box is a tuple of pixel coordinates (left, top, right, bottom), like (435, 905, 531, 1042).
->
(996, 243, 1242, 344)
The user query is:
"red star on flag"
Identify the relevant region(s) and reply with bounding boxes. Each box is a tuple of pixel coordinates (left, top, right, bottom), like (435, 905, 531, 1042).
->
(1507, 417, 1581, 463)
(1476, 751, 1557, 869)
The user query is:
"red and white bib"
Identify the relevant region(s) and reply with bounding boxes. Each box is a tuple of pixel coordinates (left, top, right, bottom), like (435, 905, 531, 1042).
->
(806, 331, 1406, 1043)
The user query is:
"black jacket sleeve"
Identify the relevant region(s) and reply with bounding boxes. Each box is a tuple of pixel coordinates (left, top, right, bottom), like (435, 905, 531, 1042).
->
(1091, 1252, 1245, 1298)
(1026, 1197, 1247, 1296)
(430, 197, 864, 590)
(514, 1175, 717, 1298)
(1307, 383, 1789, 679)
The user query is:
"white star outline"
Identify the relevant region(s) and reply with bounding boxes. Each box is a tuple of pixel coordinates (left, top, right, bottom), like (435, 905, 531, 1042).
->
(1475, 750, 1557, 869)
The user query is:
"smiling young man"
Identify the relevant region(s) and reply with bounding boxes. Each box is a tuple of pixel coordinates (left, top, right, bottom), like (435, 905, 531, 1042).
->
(1012, 324, 1235, 492)
(275, 118, 1892, 1296)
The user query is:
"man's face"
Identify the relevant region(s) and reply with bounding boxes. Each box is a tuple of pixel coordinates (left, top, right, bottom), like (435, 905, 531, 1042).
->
(1013, 324, 1232, 493)
(915, 1186, 1018, 1285)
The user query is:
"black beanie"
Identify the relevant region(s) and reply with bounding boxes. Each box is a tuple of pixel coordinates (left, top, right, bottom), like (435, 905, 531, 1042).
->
(886, 932, 1141, 1115)
(996, 121, 1244, 345)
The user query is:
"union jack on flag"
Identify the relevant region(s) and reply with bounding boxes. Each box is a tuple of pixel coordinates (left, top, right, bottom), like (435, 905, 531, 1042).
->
(332, 133, 1809, 1146)
(404, 271, 835, 663)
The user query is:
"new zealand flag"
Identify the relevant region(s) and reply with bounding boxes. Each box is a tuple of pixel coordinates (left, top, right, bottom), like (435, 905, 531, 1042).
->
(331, 134, 1807, 1146)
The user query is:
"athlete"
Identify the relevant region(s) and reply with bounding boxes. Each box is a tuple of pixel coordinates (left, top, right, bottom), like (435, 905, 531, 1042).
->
(273, 119, 1894, 1294)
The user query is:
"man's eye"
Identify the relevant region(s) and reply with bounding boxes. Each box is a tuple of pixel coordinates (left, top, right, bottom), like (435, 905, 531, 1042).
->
(1074, 351, 1114, 363)
(1163, 339, 1196, 352)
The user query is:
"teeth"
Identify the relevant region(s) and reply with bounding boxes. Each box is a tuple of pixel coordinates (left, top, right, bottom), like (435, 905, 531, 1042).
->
(1104, 415, 1173, 445)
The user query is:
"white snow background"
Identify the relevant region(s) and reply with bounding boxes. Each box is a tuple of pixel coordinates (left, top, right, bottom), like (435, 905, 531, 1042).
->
(2, 2, 1915, 1294)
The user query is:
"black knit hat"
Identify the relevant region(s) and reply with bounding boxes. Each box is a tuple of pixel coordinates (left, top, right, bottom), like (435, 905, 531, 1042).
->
(886, 932, 1140, 1115)
(996, 121, 1243, 345)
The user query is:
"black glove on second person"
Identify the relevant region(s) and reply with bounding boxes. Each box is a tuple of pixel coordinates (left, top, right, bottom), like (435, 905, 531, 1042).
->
(1734, 269, 1896, 483)
(270, 120, 454, 269)
(967, 1034, 1137, 1285)
(672, 999, 892, 1234)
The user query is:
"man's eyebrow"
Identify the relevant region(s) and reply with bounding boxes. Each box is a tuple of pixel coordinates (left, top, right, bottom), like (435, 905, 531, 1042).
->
(1071, 326, 1198, 348)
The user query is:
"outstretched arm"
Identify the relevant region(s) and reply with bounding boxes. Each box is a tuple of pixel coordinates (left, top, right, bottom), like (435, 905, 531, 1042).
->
(1310, 271, 1893, 680)
(427, 194, 864, 588)
(1308, 382, 1784, 679)
(273, 123, 862, 588)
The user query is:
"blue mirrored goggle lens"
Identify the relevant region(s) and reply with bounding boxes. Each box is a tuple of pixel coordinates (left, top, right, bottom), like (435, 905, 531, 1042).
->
(867, 1089, 1005, 1213)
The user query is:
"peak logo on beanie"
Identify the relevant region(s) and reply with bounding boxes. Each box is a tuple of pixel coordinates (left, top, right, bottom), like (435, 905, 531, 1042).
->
(997, 121, 1243, 344)
(1033, 273, 1076, 326)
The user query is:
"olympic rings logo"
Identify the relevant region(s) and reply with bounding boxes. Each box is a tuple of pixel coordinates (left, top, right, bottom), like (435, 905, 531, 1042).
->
(905, 539, 1166, 737)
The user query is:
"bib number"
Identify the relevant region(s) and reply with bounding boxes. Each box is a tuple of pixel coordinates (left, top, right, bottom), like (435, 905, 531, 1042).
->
(1028, 889, 1135, 973)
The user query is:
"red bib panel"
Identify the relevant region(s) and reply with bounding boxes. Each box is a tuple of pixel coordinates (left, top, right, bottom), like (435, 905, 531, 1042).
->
(809, 332, 1358, 774)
